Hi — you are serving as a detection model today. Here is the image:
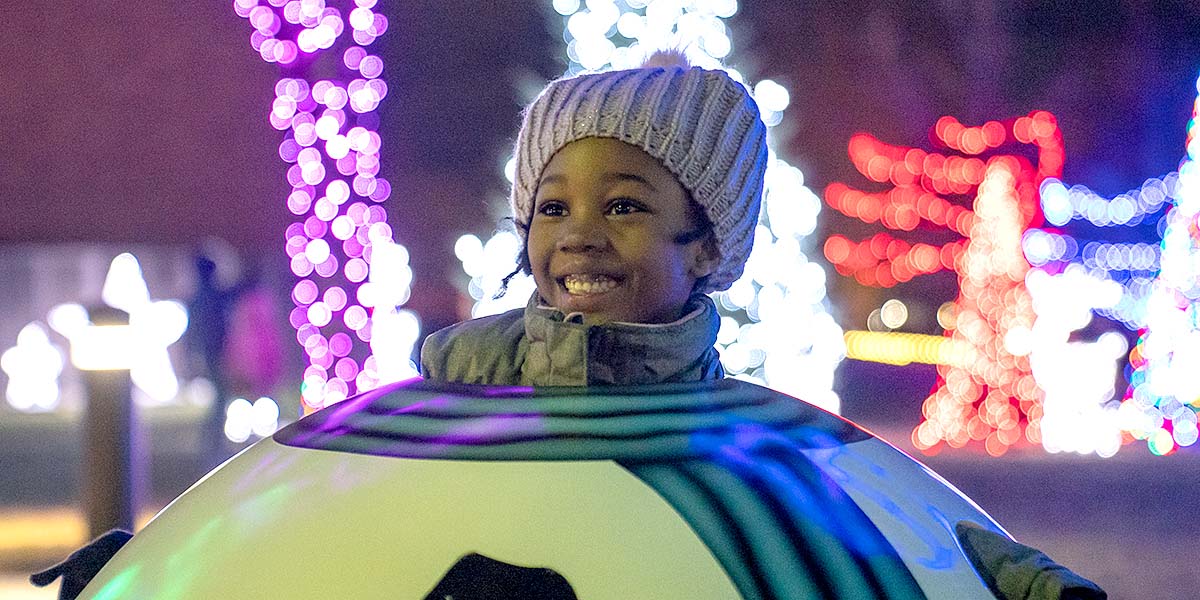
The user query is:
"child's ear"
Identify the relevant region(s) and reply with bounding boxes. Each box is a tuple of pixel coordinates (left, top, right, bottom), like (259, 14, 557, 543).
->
(686, 234, 720, 279)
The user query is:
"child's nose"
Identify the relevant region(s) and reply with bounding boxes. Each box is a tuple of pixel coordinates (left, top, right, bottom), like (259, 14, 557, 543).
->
(556, 214, 610, 253)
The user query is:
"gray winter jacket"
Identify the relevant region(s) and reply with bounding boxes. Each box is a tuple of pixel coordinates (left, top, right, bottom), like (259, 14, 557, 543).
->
(419, 293, 724, 386)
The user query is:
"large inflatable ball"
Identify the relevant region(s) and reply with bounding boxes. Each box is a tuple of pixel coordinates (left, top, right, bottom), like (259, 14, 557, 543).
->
(80, 379, 1003, 599)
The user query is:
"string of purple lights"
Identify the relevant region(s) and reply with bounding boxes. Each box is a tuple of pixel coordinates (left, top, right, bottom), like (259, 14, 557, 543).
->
(234, 0, 416, 412)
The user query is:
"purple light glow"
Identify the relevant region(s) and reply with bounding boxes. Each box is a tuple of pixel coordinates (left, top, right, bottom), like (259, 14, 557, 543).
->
(346, 202, 368, 224)
(286, 189, 311, 214)
(294, 122, 318, 146)
(358, 56, 383, 78)
(370, 14, 387, 35)
(367, 79, 387, 98)
(348, 7, 374, 30)
(274, 40, 300, 64)
(269, 111, 292, 130)
(289, 306, 309, 328)
(296, 323, 318, 345)
(307, 302, 332, 327)
(331, 215, 355, 239)
(293, 279, 320, 305)
(329, 332, 353, 356)
(343, 304, 368, 329)
(314, 255, 339, 277)
(301, 163, 327, 185)
(314, 197, 338, 221)
(366, 222, 391, 244)
(303, 216, 327, 239)
(286, 164, 304, 185)
(335, 357, 359, 380)
(342, 237, 364, 260)
(313, 351, 335, 370)
(279, 139, 302, 162)
(326, 377, 349, 396)
(276, 78, 308, 99)
(303, 365, 327, 381)
(324, 286, 348, 311)
(344, 46, 367, 69)
(315, 114, 341, 138)
(302, 238, 331, 262)
(344, 257, 368, 282)
(285, 234, 306, 257)
(236, 0, 406, 410)
(368, 178, 391, 202)
(367, 205, 386, 223)
(234, 0, 256, 17)
(312, 80, 334, 102)
(355, 318, 373, 341)
(335, 154, 357, 175)
(326, 179, 350, 203)
(290, 254, 314, 276)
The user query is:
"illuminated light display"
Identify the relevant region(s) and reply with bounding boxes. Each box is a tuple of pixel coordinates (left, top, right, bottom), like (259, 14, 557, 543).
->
(1023, 267, 1128, 457)
(1122, 73, 1200, 455)
(455, 231, 537, 318)
(1039, 175, 1177, 228)
(828, 113, 1063, 455)
(1, 323, 65, 412)
(843, 330, 974, 368)
(61, 254, 188, 405)
(878, 298, 909, 329)
(455, 0, 843, 412)
(223, 396, 281, 443)
(235, 0, 416, 411)
(2, 253, 190, 411)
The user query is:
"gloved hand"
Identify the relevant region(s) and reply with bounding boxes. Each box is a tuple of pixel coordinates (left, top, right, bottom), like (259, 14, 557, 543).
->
(30, 529, 133, 600)
(956, 521, 1106, 600)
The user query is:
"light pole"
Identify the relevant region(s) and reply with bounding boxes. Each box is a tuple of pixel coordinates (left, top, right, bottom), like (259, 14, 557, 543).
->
(70, 305, 144, 538)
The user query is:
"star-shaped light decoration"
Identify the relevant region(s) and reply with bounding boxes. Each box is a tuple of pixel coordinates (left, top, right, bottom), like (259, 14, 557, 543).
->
(1, 323, 66, 412)
(47, 253, 189, 405)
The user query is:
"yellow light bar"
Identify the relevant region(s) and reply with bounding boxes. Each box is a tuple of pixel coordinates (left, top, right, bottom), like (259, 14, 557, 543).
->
(844, 330, 976, 368)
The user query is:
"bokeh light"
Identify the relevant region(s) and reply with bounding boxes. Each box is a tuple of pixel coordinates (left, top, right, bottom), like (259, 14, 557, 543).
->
(235, 0, 413, 411)
(223, 396, 281, 443)
(1, 323, 65, 412)
(829, 113, 1064, 455)
(1122, 72, 1200, 453)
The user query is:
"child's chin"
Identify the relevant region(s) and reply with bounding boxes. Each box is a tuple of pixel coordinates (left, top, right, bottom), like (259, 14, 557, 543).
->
(557, 297, 620, 320)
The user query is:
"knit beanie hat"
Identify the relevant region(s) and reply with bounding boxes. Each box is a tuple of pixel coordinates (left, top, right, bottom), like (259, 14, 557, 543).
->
(510, 60, 769, 293)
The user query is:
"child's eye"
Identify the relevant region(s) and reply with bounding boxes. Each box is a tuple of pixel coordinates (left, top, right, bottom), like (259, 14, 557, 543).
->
(536, 201, 566, 217)
(607, 199, 647, 215)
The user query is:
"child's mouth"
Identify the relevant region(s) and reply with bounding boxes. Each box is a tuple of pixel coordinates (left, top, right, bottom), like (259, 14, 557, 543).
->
(562, 274, 620, 296)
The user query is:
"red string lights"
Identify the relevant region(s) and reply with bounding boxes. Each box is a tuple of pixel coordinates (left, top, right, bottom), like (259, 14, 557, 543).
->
(826, 112, 1064, 455)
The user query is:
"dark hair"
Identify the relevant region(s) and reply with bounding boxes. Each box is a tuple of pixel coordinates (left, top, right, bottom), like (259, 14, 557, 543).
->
(496, 218, 531, 300)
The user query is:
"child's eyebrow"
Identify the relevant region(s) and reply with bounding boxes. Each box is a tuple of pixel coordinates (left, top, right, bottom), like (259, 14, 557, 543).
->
(539, 172, 658, 191)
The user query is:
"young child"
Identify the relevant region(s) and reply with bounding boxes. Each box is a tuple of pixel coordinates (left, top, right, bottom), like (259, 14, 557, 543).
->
(420, 54, 768, 386)
(418, 55, 1108, 599)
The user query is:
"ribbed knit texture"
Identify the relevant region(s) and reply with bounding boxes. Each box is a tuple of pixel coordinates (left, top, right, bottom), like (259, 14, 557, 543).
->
(511, 65, 769, 293)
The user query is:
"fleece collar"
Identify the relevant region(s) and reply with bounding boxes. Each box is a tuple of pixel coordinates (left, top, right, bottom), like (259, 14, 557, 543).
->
(520, 293, 724, 386)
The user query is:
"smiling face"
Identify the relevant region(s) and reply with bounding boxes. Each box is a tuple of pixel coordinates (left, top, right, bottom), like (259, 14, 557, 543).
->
(527, 137, 718, 324)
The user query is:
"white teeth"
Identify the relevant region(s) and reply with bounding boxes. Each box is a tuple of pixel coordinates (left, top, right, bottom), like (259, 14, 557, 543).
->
(563, 274, 619, 295)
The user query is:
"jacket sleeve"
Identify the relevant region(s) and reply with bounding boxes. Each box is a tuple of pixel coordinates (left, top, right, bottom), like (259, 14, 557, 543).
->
(955, 521, 1106, 600)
